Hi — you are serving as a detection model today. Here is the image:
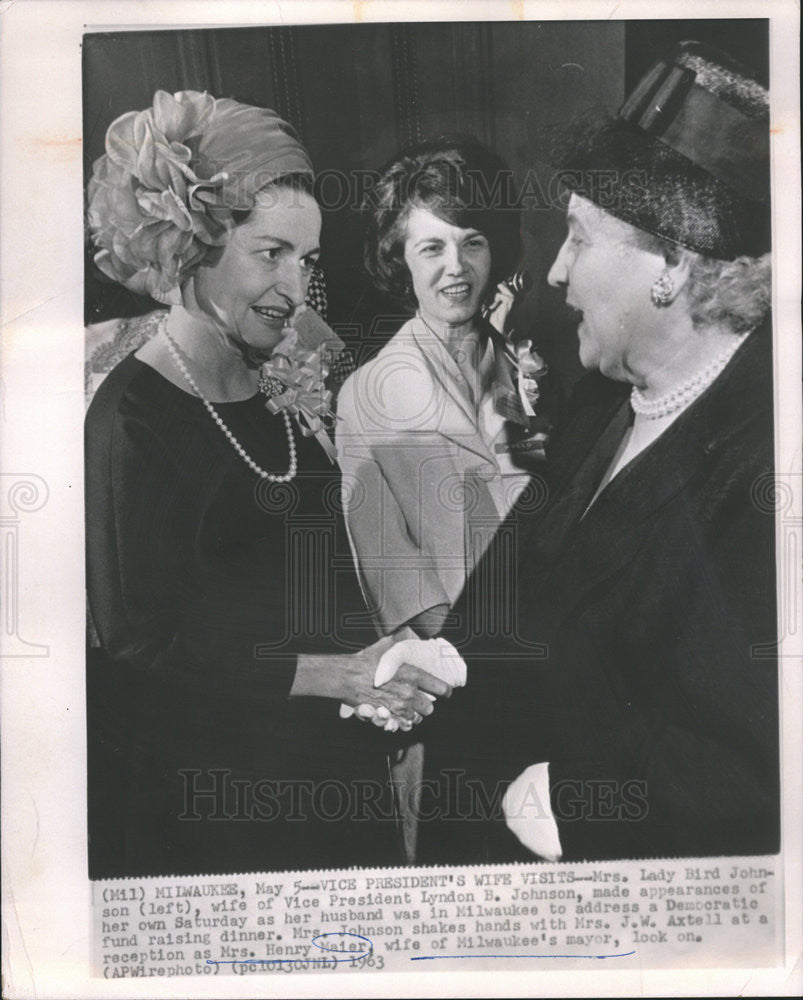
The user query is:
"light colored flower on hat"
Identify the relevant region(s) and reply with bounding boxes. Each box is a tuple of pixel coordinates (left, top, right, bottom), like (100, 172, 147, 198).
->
(87, 91, 235, 304)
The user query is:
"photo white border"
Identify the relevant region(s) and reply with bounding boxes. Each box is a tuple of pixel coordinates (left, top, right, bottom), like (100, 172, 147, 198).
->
(1, 1, 800, 997)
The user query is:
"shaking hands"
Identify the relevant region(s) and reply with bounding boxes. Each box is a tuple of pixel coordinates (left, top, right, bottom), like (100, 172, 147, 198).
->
(291, 630, 466, 731)
(340, 632, 467, 732)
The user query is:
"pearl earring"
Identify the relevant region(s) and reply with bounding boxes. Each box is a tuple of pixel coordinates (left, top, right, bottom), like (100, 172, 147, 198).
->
(651, 270, 675, 306)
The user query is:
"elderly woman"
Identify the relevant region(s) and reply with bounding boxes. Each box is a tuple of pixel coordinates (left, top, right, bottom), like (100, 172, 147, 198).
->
(419, 42, 779, 863)
(84, 90, 450, 877)
(337, 136, 546, 639)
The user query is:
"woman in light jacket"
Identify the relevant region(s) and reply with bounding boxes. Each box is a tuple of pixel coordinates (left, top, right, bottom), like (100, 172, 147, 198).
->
(337, 136, 545, 639)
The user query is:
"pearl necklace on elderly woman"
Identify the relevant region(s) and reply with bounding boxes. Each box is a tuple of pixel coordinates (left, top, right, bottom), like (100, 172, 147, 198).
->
(630, 331, 750, 420)
(160, 316, 297, 482)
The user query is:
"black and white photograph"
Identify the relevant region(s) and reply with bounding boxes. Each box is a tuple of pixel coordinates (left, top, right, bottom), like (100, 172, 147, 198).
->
(83, 16, 779, 874)
(1, 2, 801, 996)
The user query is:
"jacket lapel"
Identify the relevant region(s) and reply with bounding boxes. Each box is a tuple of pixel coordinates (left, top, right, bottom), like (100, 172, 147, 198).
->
(547, 376, 631, 495)
(591, 327, 770, 519)
(409, 319, 497, 466)
(534, 329, 771, 622)
(528, 379, 631, 566)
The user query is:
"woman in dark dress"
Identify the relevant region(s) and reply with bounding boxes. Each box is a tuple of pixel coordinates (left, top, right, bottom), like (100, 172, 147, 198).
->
(417, 42, 779, 864)
(84, 90, 450, 877)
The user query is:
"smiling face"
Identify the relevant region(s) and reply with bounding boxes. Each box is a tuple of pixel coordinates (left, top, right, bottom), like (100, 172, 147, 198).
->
(402, 206, 493, 331)
(192, 183, 321, 360)
(547, 194, 666, 381)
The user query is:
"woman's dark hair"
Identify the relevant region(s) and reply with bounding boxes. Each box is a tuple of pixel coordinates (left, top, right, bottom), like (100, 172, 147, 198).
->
(364, 135, 522, 304)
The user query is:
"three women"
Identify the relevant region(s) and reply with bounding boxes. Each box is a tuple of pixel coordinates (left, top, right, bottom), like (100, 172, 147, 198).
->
(86, 37, 779, 872)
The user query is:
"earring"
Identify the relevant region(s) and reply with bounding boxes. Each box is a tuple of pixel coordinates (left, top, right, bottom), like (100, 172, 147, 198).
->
(651, 270, 675, 306)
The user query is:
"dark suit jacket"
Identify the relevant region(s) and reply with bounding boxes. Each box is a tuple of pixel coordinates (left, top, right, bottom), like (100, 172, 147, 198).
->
(423, 324, 780, 862)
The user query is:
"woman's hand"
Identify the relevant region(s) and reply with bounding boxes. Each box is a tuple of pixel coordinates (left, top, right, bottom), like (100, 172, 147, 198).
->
(291, 633, 452, 723)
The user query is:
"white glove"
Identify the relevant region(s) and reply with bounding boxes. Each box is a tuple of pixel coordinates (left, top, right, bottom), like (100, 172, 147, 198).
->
(339, 637, 466, 730)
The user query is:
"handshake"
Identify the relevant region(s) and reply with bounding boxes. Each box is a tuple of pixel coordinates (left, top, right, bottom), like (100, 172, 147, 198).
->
(339, 630, 467, 732)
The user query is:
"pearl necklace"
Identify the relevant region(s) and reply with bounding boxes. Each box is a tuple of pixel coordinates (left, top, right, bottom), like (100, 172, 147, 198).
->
(160, 317, 297, 482)
(630, 332, 750, 420)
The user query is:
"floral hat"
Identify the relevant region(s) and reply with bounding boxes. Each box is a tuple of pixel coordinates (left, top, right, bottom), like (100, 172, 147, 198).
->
(86, 90, 313, 304)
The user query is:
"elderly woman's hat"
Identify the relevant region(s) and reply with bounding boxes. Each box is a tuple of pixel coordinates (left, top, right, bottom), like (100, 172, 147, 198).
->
(553, 41, 770, 260)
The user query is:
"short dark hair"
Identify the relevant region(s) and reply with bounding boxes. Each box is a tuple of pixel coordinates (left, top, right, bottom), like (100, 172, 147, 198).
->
(364, 135, 522, 304)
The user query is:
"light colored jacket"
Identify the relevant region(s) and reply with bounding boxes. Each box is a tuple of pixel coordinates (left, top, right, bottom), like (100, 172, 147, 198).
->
(336, 316, 529, 632)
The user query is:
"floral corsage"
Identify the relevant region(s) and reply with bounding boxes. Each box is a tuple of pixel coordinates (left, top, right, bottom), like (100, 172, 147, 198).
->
(257, 307, 344, 462)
